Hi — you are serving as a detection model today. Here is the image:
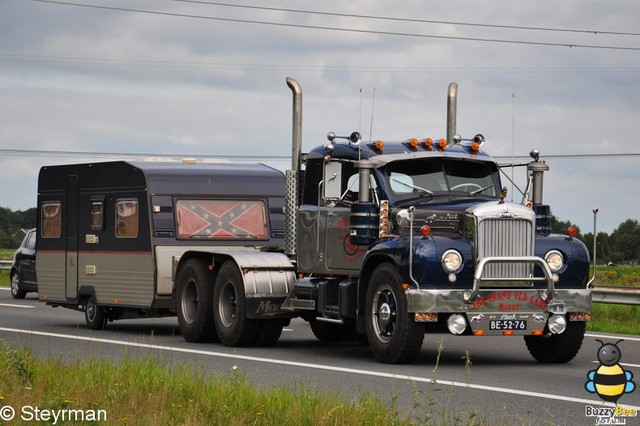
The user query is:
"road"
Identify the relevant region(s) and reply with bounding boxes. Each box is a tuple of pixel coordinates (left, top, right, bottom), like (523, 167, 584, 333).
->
(1, 287, 639, 425)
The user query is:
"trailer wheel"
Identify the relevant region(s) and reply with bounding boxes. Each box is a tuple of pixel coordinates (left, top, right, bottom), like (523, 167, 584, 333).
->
(85, 296, 107, 330)
(214, 262, 260, 346)
(365, 263, 424, 364)
(524, 320, 585, 363)
(176, 259, 217, 343)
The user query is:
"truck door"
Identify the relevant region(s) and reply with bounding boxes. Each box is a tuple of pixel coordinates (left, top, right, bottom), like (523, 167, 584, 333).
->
(324, 165, 366, 271)
(65, 176, 79, 299)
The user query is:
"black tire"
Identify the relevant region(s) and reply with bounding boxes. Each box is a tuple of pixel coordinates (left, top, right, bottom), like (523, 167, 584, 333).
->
(524, 320, 586, 363)
(213, 262, 260, 347)
(365, 263, 424, 364)
(310, 320, 347, 342)
(85, 296, 107, 330)
(176, 259, 217, 343)
(10, 272, 27, 299)
(254, 320, 285, 347)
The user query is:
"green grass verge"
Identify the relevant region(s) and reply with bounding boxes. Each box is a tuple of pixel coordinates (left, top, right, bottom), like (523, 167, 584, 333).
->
(0, 341, 493, 426)
(0, 343, 396, 425)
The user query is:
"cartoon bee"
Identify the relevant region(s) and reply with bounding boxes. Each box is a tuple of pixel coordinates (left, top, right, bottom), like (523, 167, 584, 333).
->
(585, 339, 636, 404)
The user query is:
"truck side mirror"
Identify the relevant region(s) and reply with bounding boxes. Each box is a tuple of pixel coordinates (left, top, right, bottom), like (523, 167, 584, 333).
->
(322, 161, 342, 202)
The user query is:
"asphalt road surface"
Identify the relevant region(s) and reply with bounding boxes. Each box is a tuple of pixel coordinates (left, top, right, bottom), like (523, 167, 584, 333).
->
(1, 288, 639, 425)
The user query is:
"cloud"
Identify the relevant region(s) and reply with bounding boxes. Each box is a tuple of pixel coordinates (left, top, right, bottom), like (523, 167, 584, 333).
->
(1, 0, 639, 233)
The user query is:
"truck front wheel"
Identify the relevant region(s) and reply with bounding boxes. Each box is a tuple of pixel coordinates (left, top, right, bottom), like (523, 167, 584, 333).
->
(176, 259, 217, 343)
(524, 320, 586, 363)
(365, 263, 424, 364)
(213, 262, 260, 346)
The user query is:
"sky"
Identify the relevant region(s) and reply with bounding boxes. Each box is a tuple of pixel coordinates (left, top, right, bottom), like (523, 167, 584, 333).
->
(1, 0, 639, 234)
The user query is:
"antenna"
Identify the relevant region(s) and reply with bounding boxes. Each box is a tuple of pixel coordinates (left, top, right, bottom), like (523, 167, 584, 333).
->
(368, 88, 376, 143)
(511, 92, 515, 202)
(359, 88, 363, 135)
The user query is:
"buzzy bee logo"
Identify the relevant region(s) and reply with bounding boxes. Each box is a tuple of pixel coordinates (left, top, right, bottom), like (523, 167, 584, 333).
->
(585, 339, 635, 404)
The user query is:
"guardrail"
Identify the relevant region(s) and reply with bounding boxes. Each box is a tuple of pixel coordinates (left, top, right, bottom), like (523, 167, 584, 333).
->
(0, 258, 638, 305)
(592, 287, 640, 306)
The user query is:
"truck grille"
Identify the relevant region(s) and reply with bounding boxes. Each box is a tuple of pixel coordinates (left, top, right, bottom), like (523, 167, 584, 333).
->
(469, 203, 536, 282)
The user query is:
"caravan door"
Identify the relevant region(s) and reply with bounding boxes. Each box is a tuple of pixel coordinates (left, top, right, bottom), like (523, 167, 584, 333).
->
(65, 176, 79, 299)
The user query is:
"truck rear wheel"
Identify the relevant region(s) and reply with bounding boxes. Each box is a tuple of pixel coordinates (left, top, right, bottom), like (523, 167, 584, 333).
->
(524, 320, 586, 363)
(365, 263, 424, 364)
(177, 259, 217, 343)
(214, 262, 260, 346)
(85, 296, 107, 330)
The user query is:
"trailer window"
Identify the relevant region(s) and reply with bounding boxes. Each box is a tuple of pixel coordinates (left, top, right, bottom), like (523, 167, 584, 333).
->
(116, 199, 138, 238)
(41, 202, 61, 238)
(176, 199, 268, 239)
(90, 200, 104, 230)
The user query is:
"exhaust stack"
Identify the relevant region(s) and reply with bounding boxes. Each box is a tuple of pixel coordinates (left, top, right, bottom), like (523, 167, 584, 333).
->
(285, 77, 302, 256)
(447, 82, 458, 145)
(287, 77, 303, 172)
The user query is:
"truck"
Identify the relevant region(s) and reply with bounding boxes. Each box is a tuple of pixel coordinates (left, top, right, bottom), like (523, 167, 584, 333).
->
(36, 78, 591, 364)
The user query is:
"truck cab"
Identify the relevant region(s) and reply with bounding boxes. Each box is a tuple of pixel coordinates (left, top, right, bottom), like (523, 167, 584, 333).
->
(283, 79, 591, 364)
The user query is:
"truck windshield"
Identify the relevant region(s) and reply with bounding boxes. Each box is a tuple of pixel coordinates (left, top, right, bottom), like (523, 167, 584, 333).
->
(386, 158, 498, 197)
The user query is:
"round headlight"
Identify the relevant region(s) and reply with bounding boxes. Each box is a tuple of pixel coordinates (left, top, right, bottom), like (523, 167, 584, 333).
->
(442, 249, 463, 273)
(545, 250, 564, 273)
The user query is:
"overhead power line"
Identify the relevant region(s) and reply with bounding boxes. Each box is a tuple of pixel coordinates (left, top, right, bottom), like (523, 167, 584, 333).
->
(30, 0, 640, 51)
(2, 148, 640, 161)
(172, 0, 640, 37)
(2, 52, 639, 74)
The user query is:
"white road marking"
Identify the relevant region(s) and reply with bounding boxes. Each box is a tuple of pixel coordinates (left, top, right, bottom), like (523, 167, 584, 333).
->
(0, 326, 637, 410)
(0, 303, 34, 309)
(586, 332, 640, 343)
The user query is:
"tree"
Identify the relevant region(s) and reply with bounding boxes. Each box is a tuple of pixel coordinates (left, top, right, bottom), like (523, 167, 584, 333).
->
(551, 215, 580, 236)
(582, 232, 611, 264)
(610, 219, 640, 264)
(0, 206, 37, 249)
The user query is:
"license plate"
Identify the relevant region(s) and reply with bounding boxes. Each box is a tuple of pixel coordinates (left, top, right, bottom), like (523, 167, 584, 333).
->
(489, 320, 527, 331)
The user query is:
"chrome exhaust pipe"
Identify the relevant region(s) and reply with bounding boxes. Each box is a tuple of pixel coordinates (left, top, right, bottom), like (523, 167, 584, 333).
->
(285, 77, 302, 256)
(446, 82, 458, 145)
(286, 77, 302, 172)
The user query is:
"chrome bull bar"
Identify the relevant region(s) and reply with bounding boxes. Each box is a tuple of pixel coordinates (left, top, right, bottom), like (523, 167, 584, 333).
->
(463, 256, 556, 303)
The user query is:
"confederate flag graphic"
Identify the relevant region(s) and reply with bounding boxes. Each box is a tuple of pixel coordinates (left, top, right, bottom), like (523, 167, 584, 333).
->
(176, 200, 267, 239)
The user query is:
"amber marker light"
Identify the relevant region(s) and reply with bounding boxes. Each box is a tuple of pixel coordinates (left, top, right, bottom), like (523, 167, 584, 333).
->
(423, 138, 433, 148)
(402, 283, 410, 291)
(473, 330, 486, 336)
(470, 141, 481, 152)
(503, 330, 514, 336)
(114, 299, 120, 305)
(373, 140, 384, 150)
(438, 138, 448, 148)
(409, 138, 419, 148)
(532, 329, 544, 336)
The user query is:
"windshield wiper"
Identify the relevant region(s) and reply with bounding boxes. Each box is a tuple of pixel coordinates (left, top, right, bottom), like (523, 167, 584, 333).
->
(469, 184, 496, 196)
(391, 178, 433, 195)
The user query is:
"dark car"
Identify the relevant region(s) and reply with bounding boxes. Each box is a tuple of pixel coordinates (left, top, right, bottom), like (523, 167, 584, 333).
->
(10, 228, 37, 299)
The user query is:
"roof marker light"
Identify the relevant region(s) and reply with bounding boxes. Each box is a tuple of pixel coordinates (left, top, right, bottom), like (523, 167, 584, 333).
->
(438, 138, 448, 148)
(567, 226, 577, 239)
(423, 138, 433, 147)
(372, 140, 384, 150)
(409, 138, 419, 148)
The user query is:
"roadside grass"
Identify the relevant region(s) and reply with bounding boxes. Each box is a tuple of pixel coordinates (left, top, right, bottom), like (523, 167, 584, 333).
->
(0, 341, 493, 426)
